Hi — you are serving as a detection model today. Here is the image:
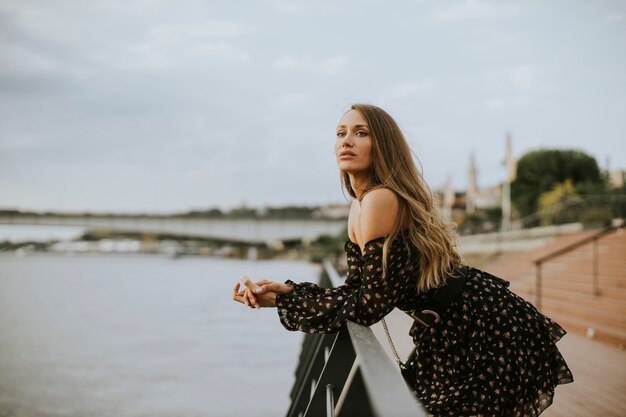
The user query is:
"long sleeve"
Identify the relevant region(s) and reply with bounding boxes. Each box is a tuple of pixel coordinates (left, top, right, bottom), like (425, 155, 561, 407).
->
(275, 235, 416, 333)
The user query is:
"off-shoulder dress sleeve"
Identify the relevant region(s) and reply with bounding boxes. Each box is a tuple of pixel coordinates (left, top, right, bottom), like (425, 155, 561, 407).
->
(275, 236, 414, 333)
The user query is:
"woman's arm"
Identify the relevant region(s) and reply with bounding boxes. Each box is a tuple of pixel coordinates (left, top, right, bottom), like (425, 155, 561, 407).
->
(237, 268, 362, 309)
(275, 233, 411, 332)
(274, 189, 411, 333)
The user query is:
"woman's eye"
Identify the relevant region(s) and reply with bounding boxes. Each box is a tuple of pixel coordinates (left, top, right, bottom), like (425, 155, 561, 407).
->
(356, 131, 368, 137)
(336, 132, 345, 137)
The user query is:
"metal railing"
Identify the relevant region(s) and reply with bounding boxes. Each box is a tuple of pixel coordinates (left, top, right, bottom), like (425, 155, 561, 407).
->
(517, 194, 626, 229)
(533, 223, 623, 310)
(284, 260, 427, 417)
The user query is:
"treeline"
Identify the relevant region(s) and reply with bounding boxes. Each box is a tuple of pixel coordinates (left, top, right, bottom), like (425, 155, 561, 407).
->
(184, 205, 325, 219)
(0, 205, 341, 220)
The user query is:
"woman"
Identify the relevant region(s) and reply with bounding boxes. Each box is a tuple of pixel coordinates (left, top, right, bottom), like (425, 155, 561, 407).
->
(232, 104, 573, 416)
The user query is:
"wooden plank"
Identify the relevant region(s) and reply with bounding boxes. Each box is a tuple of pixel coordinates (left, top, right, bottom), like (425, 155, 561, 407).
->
(541, 333, 626, 417)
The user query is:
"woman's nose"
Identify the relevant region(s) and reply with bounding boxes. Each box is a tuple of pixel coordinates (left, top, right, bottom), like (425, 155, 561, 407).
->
(341, 135, 354, 147)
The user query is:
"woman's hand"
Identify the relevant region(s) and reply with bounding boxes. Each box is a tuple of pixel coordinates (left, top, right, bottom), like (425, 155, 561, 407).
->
(231, 276, 294, 309)
(232, 276, 274, 308)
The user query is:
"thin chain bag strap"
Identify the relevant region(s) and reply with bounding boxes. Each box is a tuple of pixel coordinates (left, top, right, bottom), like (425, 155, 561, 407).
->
(381, 317, 416, 387)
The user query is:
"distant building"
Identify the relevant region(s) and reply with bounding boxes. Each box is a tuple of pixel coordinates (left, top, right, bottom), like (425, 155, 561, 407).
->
(435, 143, 512, 232)
(466, 152, 502, 212)
(609, 170, 625, 188)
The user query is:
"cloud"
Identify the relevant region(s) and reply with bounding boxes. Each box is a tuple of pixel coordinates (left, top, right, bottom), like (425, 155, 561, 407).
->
(474, 64, 539, 103)
(93, 0, 176, 17)
(508, 65, 536, 91)
(189, 42, 251, 64)
(429, 0, 519, 23)
(319, 55, 348, 75)
(484, 96, 529, 111)
(603, 12, 624, 24)
(265, 0, 305, 14)
(274, 55, 300, 71)
(272, 54, 347, 75)
(0, 133, 41, 152)
(0, 43, 59, 74)
(388, 80, 436, 98)
(274, 93, 309, 106)
(146, 21, 250, 41)
(0, 1, 88, 44)
(125, 21, 253, 70)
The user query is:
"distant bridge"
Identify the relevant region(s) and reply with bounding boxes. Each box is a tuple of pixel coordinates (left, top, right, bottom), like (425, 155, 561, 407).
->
(0, 213, 346, 244)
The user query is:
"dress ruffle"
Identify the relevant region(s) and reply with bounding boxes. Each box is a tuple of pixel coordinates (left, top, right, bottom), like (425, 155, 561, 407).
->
(405, 268, 574, 416)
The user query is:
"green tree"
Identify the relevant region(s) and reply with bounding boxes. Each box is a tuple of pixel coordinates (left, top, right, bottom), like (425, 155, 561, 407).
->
(511, 149, 604, 217)
(537, 179, 582, 225)
(538, 179, 579, 208)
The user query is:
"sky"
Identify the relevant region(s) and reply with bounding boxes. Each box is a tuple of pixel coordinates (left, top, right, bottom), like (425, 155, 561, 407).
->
(1, 0, 625, 214)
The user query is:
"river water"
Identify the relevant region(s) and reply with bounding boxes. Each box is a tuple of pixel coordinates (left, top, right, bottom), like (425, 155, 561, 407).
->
(0, 252, 319, 417)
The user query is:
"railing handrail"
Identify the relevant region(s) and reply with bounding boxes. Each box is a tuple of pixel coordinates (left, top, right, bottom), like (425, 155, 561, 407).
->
(343, 322, 425, 417)
(283, 260, 427, 417)
(533, 223, 622, 265)
(516, 194, 626, 227)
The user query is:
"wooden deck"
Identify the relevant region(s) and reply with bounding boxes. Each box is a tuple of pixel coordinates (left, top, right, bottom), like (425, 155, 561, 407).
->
(373, 313, 626, 417)
(541, 332, 626, 417)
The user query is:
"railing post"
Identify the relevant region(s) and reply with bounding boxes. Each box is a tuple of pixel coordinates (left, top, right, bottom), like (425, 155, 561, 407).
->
(593, 236, 600, 296)
(535, 262, 542, 311)
(326, 384, 335, 417)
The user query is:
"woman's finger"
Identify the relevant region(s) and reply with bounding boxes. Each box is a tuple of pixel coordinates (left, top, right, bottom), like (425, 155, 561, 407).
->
(243, 280, 262, 307)
(233, 282, 243, 303)
(260, 282, 293, 294)
(242, 288, 250, 306)
(240, 276, 255, 306)
(246, 288, 259, 308)
(258, 283, 281, 294)
(256, 283, 275, 294)
(242, 276, 261, 292)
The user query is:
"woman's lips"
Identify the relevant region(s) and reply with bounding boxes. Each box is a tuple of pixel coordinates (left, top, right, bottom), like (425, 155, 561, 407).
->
(338, 151, 356, 159)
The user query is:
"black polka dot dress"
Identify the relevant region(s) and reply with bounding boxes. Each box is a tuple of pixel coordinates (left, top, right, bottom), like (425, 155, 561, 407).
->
(275, 230, 574, 416)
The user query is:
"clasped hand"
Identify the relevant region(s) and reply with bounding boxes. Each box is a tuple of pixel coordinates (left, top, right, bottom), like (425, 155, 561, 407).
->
(232, 276, 294, 309)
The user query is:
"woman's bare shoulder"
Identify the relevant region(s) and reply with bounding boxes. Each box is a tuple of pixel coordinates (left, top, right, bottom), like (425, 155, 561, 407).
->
(359, 188, 400, 246)
(361, 187, 398, 207)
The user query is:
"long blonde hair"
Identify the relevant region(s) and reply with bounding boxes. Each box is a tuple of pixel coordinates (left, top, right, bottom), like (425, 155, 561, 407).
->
(340, 104, 462, 293)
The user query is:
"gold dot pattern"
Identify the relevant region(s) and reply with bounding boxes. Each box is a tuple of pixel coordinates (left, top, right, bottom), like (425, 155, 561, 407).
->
(275, 230, 574, 416)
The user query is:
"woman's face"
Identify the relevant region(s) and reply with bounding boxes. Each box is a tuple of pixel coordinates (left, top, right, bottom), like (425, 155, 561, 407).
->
(335, 109, 373, 174)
